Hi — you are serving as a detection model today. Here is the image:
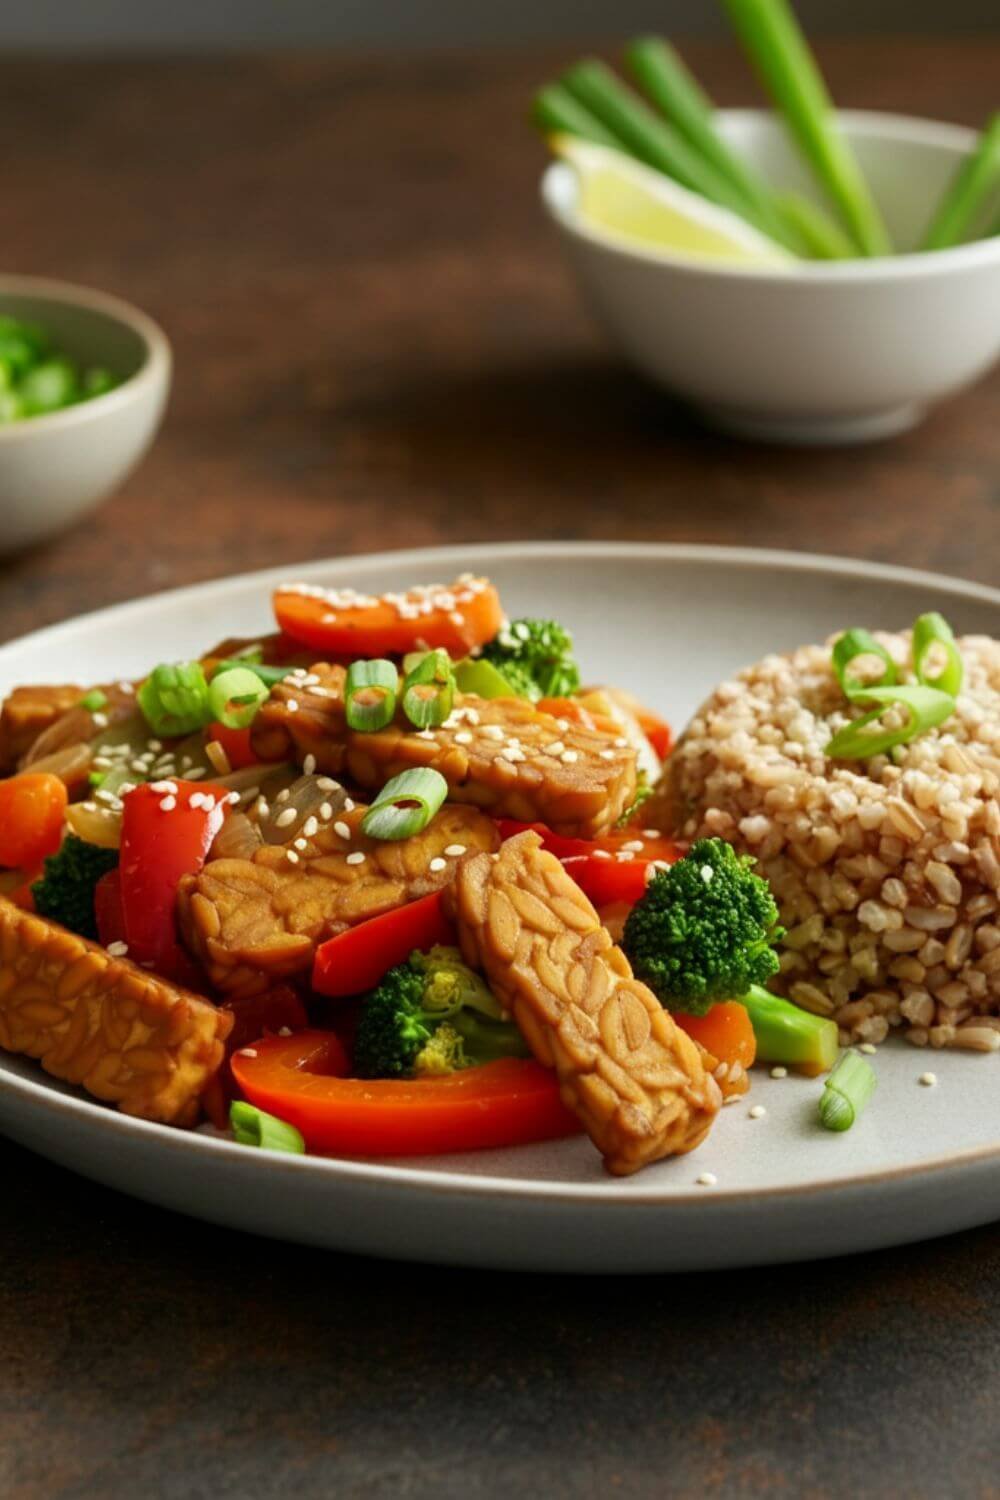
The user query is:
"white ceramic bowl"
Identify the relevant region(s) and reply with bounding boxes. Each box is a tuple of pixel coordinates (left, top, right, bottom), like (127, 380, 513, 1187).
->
(0, 275, 171, 552)
(542, 110, 1000, 444)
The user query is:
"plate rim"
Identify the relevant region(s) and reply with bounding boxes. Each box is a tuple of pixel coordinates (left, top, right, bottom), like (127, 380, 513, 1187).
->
(2, 539, 998, 1211)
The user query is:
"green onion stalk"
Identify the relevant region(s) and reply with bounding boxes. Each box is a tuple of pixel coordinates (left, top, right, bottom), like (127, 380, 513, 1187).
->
(741, 985, 838, 1073)
(921, 114, 1000, 250)
(818, 1049, 877, 1131)
(721, 0, 890, 256)
(532, 82, 624, 149)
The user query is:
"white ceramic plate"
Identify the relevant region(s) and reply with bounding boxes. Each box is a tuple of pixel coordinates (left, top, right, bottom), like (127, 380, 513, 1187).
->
(1, 543, 998, 1272)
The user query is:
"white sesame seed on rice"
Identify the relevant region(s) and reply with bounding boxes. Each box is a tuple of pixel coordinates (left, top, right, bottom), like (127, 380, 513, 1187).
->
(346, 851, 366, 866)
(650, 631, 1000, 1049)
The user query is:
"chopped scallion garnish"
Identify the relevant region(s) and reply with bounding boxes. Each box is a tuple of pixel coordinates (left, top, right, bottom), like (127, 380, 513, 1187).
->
(818, 1049, 876, 1132)
(137, 661, 212, 738)
(230, 1101, 305, 1154)
(453, 657, 519, 699)
(79, 689, 108, 712)
(361, 767, 448, 842)
(912, 611, 964, 698)
(826, 684, 956, 760)
(345, 659, 398, 732)
(402, 649, 455, 730)
(828, 613, 962, 760)
(208, 667, 270, 730)
(215, 658, 296, 689)
(832, 628, 898, 700)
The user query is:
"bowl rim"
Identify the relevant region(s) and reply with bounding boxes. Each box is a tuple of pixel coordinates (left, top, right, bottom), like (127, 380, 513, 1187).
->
(0, 272, 172, 444)
(541, 107, 1000, 285)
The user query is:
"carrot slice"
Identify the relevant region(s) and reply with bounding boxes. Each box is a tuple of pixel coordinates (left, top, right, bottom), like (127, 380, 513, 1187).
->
(274, 577, 503, 658)
(676, 1002, 757, 1098)
(0, 774, 68, 869)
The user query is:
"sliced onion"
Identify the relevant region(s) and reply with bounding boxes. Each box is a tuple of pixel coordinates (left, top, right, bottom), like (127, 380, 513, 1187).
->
(258, 773, 347, 845)
(24, 742, 93, 787)
(210, 811, 264, 862)
(65, 801, 122, 849)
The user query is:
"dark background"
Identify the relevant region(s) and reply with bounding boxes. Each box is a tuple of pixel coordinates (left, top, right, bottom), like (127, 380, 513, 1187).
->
(1, 21, 999, 1500)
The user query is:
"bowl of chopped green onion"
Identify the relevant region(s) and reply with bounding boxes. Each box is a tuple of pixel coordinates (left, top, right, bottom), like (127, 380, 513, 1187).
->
(536, 13, 1000, 444)
(0, 274, 171, 551)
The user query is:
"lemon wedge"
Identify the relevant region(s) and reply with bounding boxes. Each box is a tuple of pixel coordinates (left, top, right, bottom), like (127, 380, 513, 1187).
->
(552, 136, 794, 268)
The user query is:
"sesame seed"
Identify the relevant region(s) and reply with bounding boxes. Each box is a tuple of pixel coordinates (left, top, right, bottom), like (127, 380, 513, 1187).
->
(317, 777, 339, 792)
(92, 757, 112, 770)
(593, 849, 613, 860)
(858, 1043, 877, 1055)
(319, 802, 333, 821)
(276, 788, 291, 802)
(239, 1048, 258, 1058)
(620, 840, 644, 853)
(415, 729, 436, 741)
(150, 780, 177, 794)
(159, 796, 177, 812)
(343, 797, 355, 812)
(303, 753, 317, 776)
(294, 837, 308, 852)
(428, 857, 447, 873)
(186, 767, 206, 780)
(92, 712, 109, 730)
(118, 681, 135, 695)
(106, 940, 129, 958)
(599, 749, 616, 760)
(147, 739, 162, 751)
(345, 851, 366, 866)
(275, 807, 298, 828)
(482, 725, 505, 741)
(696, 1172, 717, 1187)
(256, 799, 271, 821)
(454, 731, 473, 745)
(277, 1027, 292, 1038)
(614, 737, 628, 748)
(181, 756, 193, 770)
(642, 828, 661, 839)
(749, 1105, 767, 1119)
(286, 700, 299, 713)
(770, 1066, 788, 1079)
(188, 792, 208, 810)
(302, 816, 319, 837)
(334, 820, 351, 840)
(556, 718, 570, 732)
(560, 750, 579, 765)
(546, 741, 566, 756)
(919, 1072, 938, 1087)
(444, 844, 466, 857)
(286, 850, 300, 865)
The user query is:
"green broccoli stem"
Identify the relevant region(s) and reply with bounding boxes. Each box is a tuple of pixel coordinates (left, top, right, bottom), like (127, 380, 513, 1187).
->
(739, 985, 838, 1075)
(450, 1009, 530, 1064)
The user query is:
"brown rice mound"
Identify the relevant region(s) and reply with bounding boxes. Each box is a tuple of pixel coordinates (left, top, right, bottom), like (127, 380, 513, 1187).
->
(648, 632, 1000, 1052)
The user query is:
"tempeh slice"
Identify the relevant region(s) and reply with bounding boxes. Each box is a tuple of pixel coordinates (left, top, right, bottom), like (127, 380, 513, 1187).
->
(448, 831, 721, 1175)
(178, 802, 499, 996)
(251, 663, 637, 837)
(0, 898, 231, 1125)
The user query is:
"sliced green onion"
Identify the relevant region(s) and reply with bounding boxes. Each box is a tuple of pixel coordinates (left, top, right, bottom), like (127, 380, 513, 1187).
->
(346, 658, 398, 732)
(912, 612, 964, 698)
(826, 684, 956, 760)
(215, 658, 296, 689)
(208, 667, 270, 730)
(402, 649, 436, 677)
(361, 767, 449, 842)
(402, 649, 455, 730)
(230, 1100, 305, 1154)
(832, 628, 898, 700)
(453, 658, 519, 699)
(137, 661, 212, 737)
(79, 689, 108, 712)
(818, 1049, 876, 1132)
(774, 190, 857, 260)
(921, 114, 1000, 250)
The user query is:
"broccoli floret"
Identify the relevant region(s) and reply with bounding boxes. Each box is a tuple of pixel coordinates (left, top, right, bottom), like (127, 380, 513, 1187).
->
(31, 835, 119, 941)
(480, 618, 580, 703)
(353, 945, 528, 1079)
(621, 838, 784, 1016)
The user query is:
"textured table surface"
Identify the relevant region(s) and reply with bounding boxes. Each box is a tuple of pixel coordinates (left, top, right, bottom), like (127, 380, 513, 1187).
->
(1, 40, 999, 1500)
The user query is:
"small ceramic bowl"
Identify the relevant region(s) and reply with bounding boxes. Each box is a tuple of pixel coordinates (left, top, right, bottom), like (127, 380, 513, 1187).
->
(542, 110, 1000, 444)
(0, 275, 171, 552)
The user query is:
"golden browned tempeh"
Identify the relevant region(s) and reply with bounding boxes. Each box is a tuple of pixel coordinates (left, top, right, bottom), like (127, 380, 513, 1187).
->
(178, 802, 499, 995)
(0, 684, 84, 772)
(251, 664, 637, 837)
(0, 898, 231, 1125)
(447, 831, 720, 1175)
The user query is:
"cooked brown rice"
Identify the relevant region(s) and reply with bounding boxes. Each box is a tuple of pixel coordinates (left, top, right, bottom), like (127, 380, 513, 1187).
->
(649, 632, 1000, 1051)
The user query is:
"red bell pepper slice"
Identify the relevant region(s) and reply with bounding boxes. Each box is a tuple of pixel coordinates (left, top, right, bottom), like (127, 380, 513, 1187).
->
(94, 868, 127, 947)
(206, 722, 260, 771)
(560, 855, 654, 908)
(312, 889, 456, 998)
(495, 819, 680, 864)
(118, 780, 228, 971)
(230, 1030, 580, 1156)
